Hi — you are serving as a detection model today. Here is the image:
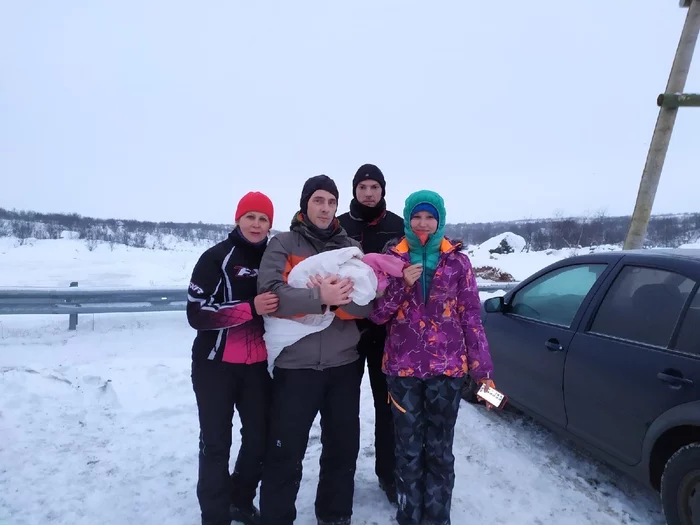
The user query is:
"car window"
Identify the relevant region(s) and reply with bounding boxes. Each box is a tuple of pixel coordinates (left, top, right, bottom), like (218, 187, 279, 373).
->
(676, 290, 700, 355)
(590, 266, 695, 347)
(509, 264, 607, 327)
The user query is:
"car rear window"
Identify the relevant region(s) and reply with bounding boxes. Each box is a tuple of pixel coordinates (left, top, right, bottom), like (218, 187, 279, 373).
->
(590, 266, 695, 348)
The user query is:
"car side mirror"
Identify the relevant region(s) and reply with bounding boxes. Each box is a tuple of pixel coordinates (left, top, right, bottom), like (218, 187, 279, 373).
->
(484, 296, 505, 313)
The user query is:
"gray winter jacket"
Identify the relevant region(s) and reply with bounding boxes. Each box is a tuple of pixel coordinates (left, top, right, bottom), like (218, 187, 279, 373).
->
(257, 215, 375, 371)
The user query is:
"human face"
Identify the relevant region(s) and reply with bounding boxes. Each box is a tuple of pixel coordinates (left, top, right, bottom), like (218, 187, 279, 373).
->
(410, 211, 438, 235)
(306, 190, 338, 229)
(237, 211, 271, 243)
(356, 180, 382, 207)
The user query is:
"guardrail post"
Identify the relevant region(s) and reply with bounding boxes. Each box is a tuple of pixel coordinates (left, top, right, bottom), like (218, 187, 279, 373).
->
(68, 281, 78, 330)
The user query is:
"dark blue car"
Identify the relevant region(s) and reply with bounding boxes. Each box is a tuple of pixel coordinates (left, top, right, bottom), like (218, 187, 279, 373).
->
(480, 249, 700, 525)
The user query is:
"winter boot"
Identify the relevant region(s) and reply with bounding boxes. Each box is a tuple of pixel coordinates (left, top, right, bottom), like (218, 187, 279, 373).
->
(229, 504, 261, 525)
(379, 477, 398, 506)
(317, 518, 351, 525)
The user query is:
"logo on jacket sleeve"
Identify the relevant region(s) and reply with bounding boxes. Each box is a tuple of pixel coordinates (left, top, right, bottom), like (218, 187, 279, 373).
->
(189, 282, 205, 294)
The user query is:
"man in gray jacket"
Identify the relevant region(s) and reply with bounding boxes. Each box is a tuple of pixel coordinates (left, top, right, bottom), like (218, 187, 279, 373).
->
(257, 175, 374, 525)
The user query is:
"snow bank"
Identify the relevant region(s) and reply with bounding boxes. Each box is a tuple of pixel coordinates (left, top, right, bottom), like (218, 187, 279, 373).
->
(0, 233, 694, 291)
(476, 232, 527, 254)
(464, 232, 556, 282)
(0, 313, 664, 525)
(0, 237, 203, 288)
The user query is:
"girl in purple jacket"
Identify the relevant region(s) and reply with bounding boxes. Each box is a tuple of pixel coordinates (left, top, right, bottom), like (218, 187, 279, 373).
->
(369, 189, 495, 525)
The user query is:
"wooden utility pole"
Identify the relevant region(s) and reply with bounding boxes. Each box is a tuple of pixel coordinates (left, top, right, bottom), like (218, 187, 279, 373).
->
(623, 0, 700, 250)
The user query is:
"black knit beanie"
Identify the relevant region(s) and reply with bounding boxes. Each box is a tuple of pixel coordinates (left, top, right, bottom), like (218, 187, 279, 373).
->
(352, 164, 386, 198)
(299, 175, 340, 214)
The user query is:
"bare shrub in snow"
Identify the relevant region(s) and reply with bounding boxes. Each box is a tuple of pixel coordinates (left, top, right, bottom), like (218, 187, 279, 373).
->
(106, 233, 117, 251)
(13, 221, 34, 245)
(46, 222, 63, 240)
(114, 228, 130, 247)
(32, 223, 51, 240)
(152, 231, 168, 250)
(132, 232, 147, 248)
(474, 266, 516, 282)
(83, 225, 104, 251)
(85, 238, 99, 251)
(648, 217, 684, 248)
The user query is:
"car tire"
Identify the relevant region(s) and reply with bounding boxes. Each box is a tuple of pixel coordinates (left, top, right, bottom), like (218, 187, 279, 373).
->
(661, 442, 700, 525)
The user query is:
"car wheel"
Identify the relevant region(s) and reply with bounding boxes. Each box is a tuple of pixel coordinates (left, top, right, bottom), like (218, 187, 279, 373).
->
(661, 443, 700, 525)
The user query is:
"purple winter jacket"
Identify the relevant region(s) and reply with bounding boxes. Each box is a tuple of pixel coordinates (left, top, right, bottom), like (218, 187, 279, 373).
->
(369, 237, 494, 381)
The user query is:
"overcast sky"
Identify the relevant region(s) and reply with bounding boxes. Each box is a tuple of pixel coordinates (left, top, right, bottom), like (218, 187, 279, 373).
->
(1, 1, 698, 227)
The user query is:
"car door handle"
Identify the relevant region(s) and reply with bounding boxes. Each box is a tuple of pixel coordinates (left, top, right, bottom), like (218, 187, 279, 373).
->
(545, 339, 564, 352)
(657, 372, 694, 387)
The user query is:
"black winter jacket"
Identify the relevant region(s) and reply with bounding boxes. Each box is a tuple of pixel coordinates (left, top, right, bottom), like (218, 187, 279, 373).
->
(187, 229, 267, 364)
(338, 201, 405, 347)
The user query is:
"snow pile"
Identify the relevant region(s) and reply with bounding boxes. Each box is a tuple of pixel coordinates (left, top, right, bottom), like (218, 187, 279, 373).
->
(60, 230, 81, 240)
(0, 312, 664, 525)
(465, 233, 554, 282)
(475, 232, 527, 254)
(464, 234, 623, 283)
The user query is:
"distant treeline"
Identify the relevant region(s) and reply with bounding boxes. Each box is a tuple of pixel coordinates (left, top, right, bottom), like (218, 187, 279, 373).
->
(0, 208, 236, 249)
(1, 207, 698, 251)
(445, 212, 700, 251)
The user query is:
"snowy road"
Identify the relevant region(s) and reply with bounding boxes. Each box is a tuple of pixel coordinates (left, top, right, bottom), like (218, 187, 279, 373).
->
(0, 312, 665, 525)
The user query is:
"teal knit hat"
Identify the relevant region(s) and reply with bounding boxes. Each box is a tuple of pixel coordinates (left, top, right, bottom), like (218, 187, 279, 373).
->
(403, 190, 446, 238)
(403, 190, 447, 299)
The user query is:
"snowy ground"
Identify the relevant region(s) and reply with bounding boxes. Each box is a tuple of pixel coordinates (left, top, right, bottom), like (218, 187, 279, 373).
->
(0, 237, 203, 288)
(3, 233, 696, 524)
(3, 232, 698, 289)
(2, 232, 699, 289)
(0, 311, 665, 525)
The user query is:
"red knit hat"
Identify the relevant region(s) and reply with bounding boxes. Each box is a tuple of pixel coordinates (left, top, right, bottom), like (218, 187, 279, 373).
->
(235, 192, 274, 226)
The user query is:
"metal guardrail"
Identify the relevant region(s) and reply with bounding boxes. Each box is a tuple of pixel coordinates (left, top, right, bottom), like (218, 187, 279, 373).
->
(478, 282, 519, 293)
(0, 282, 520, 329)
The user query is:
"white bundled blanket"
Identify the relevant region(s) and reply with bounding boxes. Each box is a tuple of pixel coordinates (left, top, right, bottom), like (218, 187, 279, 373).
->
(263, 247, 378, 376)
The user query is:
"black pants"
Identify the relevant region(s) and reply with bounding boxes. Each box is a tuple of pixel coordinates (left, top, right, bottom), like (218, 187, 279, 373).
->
(357, 335, 395, 485)
(192, 359, 271, 525)
(259, 362, 362, 525)
(387, 375, 464, 525)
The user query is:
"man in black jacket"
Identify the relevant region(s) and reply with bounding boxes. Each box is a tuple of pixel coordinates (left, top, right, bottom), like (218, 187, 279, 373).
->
(338, 164, 404, 505)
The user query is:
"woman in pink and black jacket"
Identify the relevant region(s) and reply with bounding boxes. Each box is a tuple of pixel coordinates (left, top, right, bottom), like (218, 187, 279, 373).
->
(187, 192, 278, 525)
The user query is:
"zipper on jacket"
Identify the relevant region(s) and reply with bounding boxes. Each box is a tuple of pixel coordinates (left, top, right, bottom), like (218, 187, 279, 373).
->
(421, 245, 428, 303)
(318, 319, 323, 369)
